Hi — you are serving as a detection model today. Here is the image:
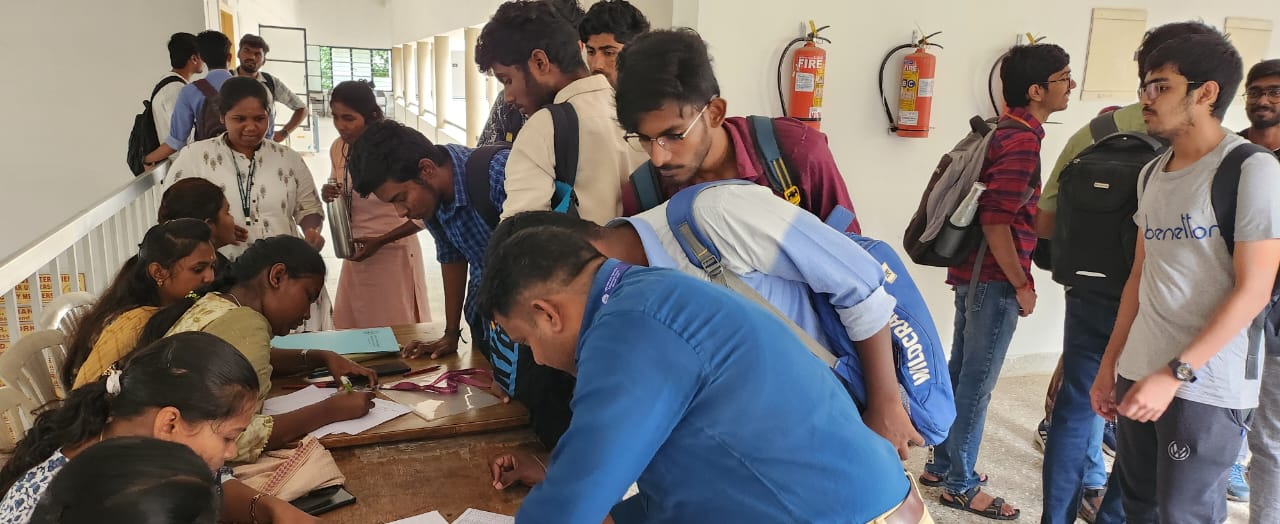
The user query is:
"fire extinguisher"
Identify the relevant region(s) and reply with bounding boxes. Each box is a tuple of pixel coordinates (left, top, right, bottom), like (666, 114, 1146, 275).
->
(879, 31, 943, 137)
(777, 21, 830, 130)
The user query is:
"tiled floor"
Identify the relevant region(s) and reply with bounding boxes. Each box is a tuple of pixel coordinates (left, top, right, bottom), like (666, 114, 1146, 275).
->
(300, 117, 1250, 524)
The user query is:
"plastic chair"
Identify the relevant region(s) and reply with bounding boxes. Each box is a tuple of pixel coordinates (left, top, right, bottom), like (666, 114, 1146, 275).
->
(0, 330, 70, 407)
(37, 291, 96, 336)
(0, 385, 34, 451)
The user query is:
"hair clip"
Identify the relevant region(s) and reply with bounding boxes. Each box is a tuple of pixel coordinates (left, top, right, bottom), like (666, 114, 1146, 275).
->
(104, 368, 124, 397)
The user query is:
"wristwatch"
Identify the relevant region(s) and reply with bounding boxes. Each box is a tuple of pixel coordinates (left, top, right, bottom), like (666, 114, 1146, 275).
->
(1167, 359, 1198, 383)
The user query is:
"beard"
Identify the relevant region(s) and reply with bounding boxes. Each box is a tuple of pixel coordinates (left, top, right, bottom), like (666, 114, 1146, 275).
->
(1248, 105, 1280, 129)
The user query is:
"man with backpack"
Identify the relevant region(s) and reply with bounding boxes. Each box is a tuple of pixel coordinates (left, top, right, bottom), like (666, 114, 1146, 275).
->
(1036, 22, 1220, 524)
(477, 226, 928, 523)
(1090, 32, 1280, 524)
(614, 29, 863, 233)
(579, 0, 649, 87)
(1240, 58, 1280, 522)
(126, 32, 202, 176)
(142, 30, 234, 169)
(236, 34, 308, 143)
(474, 0, 646, 225)
(914, 43, 1073, 521)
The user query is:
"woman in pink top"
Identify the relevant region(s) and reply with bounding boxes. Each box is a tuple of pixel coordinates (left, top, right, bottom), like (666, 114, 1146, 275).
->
(322, 81, 431, 328)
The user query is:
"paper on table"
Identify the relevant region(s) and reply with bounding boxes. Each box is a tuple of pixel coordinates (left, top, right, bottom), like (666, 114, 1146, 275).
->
(261, 386, 413, 438)
(387, 510, 449, 524)
(380, 383, 502, 422)
(453, 508, 514, 524)
(271, 327, 400, 355)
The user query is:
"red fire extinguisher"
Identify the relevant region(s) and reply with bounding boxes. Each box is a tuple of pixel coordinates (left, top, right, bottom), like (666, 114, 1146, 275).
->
(778, 21, 830, 130)
(879, 31, 942, 137)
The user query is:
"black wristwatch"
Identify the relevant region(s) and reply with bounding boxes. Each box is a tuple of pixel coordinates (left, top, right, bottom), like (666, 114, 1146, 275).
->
(1167, 359, 1198, 383)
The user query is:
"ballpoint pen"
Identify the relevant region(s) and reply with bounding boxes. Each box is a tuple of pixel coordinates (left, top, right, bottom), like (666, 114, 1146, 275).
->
(340, 375, 355, 393)
(402, 365, 443, 379)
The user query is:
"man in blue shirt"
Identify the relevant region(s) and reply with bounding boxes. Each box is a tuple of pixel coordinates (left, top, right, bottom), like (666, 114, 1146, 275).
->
(476, 227, 927, 523)
(143, 30, 235, 168)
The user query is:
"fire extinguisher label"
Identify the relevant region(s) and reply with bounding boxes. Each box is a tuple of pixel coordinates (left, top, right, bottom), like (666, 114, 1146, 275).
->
(899, 110, 919, 126)
(919, 78, 935, 98)
(794, 72, 816, 93)
(809, 107, 822, 119)
(900, 67, 919, 111)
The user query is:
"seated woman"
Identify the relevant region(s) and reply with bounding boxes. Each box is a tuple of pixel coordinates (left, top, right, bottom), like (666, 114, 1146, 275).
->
(65, 219, 217, 388)
(29, 437, 219, 524)
(157, 177, 250, 291)
(140, 235, 377, 463)
(0, 332, 316, 524)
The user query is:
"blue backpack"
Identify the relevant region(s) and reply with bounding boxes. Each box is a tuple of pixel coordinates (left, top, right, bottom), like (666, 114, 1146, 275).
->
(666, 180, 954, 445)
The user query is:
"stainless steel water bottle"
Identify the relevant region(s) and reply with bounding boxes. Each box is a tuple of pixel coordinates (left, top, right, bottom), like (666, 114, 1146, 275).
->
(327, 178, 355, 259)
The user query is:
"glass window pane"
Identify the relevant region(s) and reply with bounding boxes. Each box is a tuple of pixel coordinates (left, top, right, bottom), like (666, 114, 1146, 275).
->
(307, 45, 321, 60)
(352, 49, 372, 62)
(333, 48, 352, 62)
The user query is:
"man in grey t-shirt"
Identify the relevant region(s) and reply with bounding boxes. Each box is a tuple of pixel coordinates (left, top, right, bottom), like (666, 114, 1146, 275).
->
(1091, 33, 1280, 523)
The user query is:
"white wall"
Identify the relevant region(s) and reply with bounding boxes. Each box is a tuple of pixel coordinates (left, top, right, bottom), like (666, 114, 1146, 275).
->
(0, 0, 205, 257)
(216, 0, 391, 49)
(691, 0, 1280, 370)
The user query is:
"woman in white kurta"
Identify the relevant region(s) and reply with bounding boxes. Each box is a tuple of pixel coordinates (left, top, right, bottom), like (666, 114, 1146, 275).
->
(168, 76, 334, 331)
(322, 80, 431, 329)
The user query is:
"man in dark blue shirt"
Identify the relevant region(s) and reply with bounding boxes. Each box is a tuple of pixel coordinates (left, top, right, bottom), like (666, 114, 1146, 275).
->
(476, 227, 927, 523)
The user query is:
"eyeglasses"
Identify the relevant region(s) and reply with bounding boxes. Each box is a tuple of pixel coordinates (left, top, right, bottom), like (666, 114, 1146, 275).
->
(624, 98, 715, 153)
(1245, 86, 1280, 103)
(1138, 80, 1206, 101)
(1040, 75, 1074, 86)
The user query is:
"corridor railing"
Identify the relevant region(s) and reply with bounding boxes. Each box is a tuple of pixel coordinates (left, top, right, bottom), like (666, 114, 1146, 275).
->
(0, 166, 167, 351)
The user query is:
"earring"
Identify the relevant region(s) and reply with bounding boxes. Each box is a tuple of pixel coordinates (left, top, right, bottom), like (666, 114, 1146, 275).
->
(156, 279, 165, 288)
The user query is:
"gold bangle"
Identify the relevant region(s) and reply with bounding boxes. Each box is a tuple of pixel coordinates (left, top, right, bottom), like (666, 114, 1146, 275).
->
(249, 493, 264, 523)
(301, 349, 310, 365)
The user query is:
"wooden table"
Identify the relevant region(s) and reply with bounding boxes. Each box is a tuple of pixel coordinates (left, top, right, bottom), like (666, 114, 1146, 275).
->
(271, 323, 530, 449)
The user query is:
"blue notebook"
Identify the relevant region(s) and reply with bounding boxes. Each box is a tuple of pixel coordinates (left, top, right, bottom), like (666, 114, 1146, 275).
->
(271, 327, 399, 355)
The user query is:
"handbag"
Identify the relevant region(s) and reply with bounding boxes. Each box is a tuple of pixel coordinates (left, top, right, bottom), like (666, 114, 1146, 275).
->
(232, 435, 346, 502)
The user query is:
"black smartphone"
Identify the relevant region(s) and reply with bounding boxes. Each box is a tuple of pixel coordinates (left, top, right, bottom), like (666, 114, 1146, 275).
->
(370, 361, 410, 377)
(290, 485, 356, 515)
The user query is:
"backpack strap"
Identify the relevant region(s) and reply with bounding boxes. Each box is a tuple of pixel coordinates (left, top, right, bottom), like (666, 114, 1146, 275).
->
(194, 79, 218, 98)
(746, 116, 802, 206)
(1087, 112, 1120, 142)
(261, 71, 277, 96)
(546, 102, 580, 217)
(664, 179, 836, 367)
(465, 144, 510, 229)
(150, 76, 186, 101)
(629, 162, 664, 213)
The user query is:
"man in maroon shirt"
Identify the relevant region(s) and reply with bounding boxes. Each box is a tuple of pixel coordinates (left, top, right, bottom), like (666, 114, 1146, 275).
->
(613, 28, 861, 233)
(917, 43, 1073, 521)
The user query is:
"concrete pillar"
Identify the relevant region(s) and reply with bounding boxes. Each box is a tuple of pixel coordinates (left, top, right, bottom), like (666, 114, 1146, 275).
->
(433, 35, 450, 131)
(464, 27, 485, 147)
(405, 43, 418, 110)
(391, 45, 404, 102)
(417, 39, 432, 114)
(487, 74, 498, 112)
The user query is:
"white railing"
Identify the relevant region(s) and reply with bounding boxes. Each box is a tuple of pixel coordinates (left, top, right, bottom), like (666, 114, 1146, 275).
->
(0, 166, 167, 351)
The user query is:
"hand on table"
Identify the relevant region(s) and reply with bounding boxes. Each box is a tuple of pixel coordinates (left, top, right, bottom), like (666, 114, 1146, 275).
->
(319, 350, 378, 387)
(491, 451, 547, 490)
(401, 333, 460, 360)
(265, 496, 323, 523)
(324, 390, 376, 421)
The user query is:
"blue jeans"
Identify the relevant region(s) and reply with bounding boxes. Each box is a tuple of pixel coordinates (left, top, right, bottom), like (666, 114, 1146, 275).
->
(925, 281, 1021, 495)
(1040, 291, 1125, 524)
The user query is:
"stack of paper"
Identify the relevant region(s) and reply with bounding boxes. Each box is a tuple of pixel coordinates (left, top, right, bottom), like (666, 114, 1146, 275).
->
(262, 385, 412, 438)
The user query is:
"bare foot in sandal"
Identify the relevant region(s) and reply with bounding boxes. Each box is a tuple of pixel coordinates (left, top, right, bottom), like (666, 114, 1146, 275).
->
(940, 488, 1020, 520)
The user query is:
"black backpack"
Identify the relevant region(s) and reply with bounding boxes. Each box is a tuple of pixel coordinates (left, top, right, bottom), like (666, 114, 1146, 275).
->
(1050, 113, 1165, 298)
(193, 79, 226, 141)
(126, 76, 185, 175)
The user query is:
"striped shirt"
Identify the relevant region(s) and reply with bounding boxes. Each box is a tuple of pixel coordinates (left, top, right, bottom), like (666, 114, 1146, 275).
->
(947, 106, 1045, 286)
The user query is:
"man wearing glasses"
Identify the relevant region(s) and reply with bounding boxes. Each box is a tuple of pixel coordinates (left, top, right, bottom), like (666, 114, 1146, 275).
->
(1242, 60, 1280, 155)
(1090, 33, 1280, 524)
(613, 29, 863, 233)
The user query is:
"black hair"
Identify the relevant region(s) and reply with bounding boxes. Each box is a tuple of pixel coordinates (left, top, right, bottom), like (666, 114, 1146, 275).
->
(999, 43, 1071, 108)
(346, 120, 450, 197)
(475, 0, 588, 75)
(579, 0, 650, 44)
(615, 29, 719, 133)
(29, 437, 218, 524)
(167, 32, 199, 69)
(1144, 32, 1242, 120)
(195, 30, 231, 69)
(489, 211, 601, 253)
(218, 76, 270, 115)
(158, 178, 225, 224)
(544, 0, 586, 26)
(2, 333, 259, 496)
(1137, 21, 1219, 79)
(1248, 59, 1280, 86)
(62, 220, 212, 384)
(138, 235, 327, 347)
(239, 33, 270, 53)
(477, 227, 604, 318)
(331, 80, 385, 123)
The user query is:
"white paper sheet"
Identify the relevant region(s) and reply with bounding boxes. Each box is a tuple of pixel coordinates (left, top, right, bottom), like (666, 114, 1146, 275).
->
(261, 386, 412, 438)
(388, 510, 449, 524)
(453, 508, 514, 524)
(380, 383, 502, 422)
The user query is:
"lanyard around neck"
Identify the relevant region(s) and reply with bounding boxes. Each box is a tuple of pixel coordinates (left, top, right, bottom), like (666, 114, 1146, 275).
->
(226, 137, 260, 226)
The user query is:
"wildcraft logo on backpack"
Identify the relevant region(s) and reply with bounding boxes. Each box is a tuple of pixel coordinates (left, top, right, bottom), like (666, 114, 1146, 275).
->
(665, 180, 954, 445)
(1050, 112, 1165, 299)
(126, 76, 186, 175)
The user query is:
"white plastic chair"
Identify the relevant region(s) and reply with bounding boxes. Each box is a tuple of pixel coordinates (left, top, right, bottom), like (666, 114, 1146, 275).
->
(37, 291, 96, 336)
(0, 330, 70, 407)
(0, 385, 34, 451)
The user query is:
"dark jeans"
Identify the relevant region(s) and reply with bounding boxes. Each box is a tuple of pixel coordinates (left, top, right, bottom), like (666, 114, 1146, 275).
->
(1115, 378, 1253, 523)
(925, 281, 1021, 495)
(1040, 291, 1124, 524)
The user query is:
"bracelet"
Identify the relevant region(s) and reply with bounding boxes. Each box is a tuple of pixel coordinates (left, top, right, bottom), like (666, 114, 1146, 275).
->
(249, 493, 264, 523)
(444, 328, 463, 339)
(532, 454, 547, 473)
(301, 349, 310, 365)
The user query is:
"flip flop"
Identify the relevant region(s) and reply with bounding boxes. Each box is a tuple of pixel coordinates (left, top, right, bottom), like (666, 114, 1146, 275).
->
(918, 471, 988, 488)
(940, 487, 1020, 521)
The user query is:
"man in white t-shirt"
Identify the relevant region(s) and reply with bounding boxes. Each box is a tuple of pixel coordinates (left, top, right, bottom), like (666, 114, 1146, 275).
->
(152, 33, 204, 147)
(235, 34, 308, 143)
(1090, 31, 1280, 523)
